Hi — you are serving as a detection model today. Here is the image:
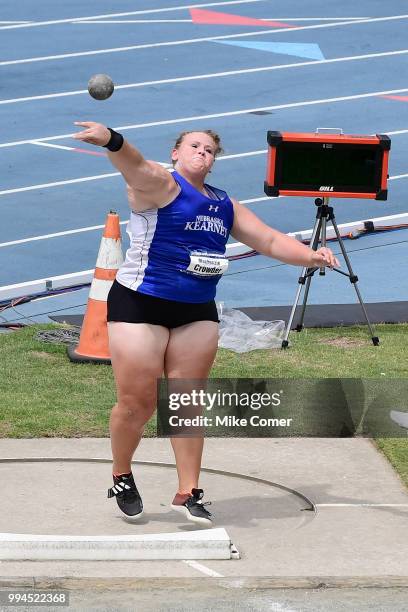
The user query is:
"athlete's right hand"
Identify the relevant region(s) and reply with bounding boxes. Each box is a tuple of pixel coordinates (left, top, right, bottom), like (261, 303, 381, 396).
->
(73, 121, 111, 146)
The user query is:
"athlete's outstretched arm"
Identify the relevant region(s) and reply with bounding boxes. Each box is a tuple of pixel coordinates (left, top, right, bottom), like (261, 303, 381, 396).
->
(230, 199, 340, 268)
(73, 122, 178, 206)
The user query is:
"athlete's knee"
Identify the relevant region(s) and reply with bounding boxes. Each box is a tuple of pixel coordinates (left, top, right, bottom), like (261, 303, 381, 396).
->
(116, 392, 156, 423)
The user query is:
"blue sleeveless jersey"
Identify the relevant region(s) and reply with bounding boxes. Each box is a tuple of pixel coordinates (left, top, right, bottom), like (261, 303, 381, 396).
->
(116, 171, 234, 303)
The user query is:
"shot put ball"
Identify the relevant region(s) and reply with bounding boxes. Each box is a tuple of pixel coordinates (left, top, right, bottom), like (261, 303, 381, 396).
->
(88, 74, 114, 100)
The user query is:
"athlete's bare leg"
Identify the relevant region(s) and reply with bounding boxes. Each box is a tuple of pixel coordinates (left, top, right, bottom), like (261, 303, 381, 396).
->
(108, 322, 169, 474)
(164, 321, 219, 494)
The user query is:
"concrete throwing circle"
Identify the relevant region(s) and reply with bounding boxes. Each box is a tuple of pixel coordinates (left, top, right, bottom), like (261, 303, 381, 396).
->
(0, 458, 315, 538)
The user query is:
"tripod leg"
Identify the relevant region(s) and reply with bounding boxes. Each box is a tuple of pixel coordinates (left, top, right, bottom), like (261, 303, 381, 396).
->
(319, 214, 327, 276)
(331, 217, 379, 346)
(281, 283, 305, 348)
(281, 217, 321, 348)
(295, 219, 323, 331)
(295, 272, 314, 332)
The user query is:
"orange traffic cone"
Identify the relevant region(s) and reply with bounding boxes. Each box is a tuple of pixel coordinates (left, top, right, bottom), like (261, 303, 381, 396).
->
(67, 211, 123, 364)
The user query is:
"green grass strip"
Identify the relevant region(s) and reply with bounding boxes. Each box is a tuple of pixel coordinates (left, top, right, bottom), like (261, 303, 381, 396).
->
(0, 323, 407, 486)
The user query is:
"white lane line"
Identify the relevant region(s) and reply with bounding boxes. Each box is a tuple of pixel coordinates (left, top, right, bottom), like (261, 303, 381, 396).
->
(1, 87, 408, 150)
(1, 122, 407, 198)
(2, 211, 407, 297)
(2, 49, 407, 106)
(1, 14, 408, 66)
(0, 198, 272, 248)
(79, 17, 371, 23)
(0, 0, 263, 30)
(22, 138, 408, 162)
(32, 140, 265, 160)
(0, 188, 407, 249)
(0, 196, 272, 249)
(220, 150, 266, 160)
(317, 503, 408, 507)
(183, 559, 224, 577)
(241, 196, 269, 203)
(386, 128, 408, 135)
(260, 17, 369, 21)
(76, 19, 194, 24)
(30, 141, 108, 157)
(0, 199, 274, 251)
(1, 168, 406, 200)
(389, 173, 408, 180)
(0, 173, 120, 195)
(0, 222, 127, 248)
(0, 21, 32, 24)
(74, 17, 372, 24)
(29, 141, 77, 152)
(0, 89, 94, 105)
(0, 175, 267, 198)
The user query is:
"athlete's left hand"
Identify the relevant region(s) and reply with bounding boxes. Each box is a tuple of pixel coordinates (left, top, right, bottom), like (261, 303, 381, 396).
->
(310, 247, 340, 269)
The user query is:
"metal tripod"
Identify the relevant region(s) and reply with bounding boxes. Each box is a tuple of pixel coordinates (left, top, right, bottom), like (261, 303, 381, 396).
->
(281, 197, 379, 348)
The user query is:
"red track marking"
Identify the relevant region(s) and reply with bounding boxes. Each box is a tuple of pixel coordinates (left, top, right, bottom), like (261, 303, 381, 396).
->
(73, 147, 108, 157)
(380, 95, 408, 102)
(190, 8, 293, 28)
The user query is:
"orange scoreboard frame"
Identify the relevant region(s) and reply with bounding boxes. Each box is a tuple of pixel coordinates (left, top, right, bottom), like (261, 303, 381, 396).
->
(264, 131, 391, 200)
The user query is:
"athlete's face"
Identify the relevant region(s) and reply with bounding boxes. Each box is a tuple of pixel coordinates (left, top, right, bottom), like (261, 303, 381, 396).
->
(172, 132, 216, 176)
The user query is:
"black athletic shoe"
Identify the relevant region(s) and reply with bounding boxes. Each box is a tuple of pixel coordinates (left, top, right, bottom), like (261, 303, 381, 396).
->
(171, 488, 212, 526)
(107, 473, 144, 521)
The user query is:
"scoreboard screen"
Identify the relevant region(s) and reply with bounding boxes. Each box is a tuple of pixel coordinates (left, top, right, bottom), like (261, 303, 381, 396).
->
(264, 131, 390, 200)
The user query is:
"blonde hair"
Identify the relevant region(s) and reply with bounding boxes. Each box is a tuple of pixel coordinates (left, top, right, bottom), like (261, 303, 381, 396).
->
(171, 130, 223, 167)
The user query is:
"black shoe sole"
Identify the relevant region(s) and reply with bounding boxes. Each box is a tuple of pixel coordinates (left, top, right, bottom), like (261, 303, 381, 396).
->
(171, 504, 212, 526)
(118, 507, 144, 522)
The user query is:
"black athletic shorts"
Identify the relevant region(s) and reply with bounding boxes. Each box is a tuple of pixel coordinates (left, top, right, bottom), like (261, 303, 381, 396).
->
(107, 279, 219, 329)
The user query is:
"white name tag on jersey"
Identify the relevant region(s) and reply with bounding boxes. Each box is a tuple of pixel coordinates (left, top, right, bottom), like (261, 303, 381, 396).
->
(186, 252, 229, 277)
